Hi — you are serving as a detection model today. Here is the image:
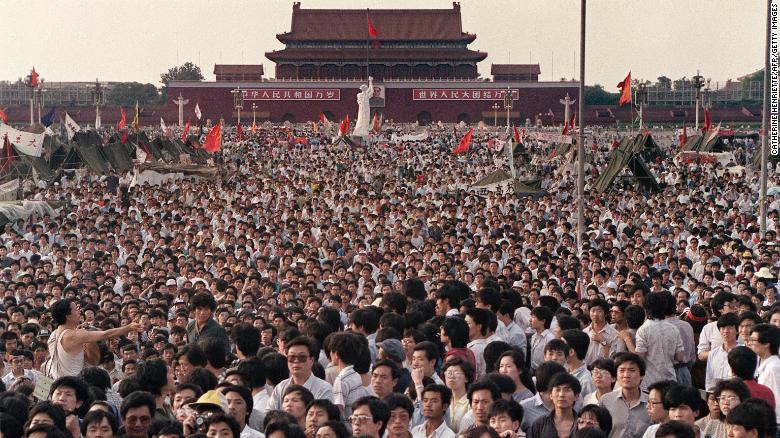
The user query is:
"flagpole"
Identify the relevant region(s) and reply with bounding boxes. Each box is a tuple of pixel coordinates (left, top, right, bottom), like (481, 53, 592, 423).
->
(576, 0, 586, 254)
(759, 0, 770, 238)
(366, 8, 370, 81)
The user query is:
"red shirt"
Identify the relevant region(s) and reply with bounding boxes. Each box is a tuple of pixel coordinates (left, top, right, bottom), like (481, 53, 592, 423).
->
(745, 379, 776, 408)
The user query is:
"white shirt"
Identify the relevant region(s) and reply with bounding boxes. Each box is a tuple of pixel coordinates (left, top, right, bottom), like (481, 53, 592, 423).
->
(705, 344, 734, 392)
(757, 355, 780, 424)
(697, 321, 723, 355)
(240, 425, 264, 438)
(412, 421, 456, 438)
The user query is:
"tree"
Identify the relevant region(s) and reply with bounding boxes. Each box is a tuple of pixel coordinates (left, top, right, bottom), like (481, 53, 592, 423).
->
(107, 82, 160, 106)
(584, 84, 618, 105)
(656, 76, 672, 90)
(160, 62, 204, 87)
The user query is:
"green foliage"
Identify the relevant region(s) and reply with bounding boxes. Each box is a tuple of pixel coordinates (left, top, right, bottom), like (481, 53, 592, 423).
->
(107, 82, 160, 106)
(584, 84, 618, 105)
(160, 62, 204, 87)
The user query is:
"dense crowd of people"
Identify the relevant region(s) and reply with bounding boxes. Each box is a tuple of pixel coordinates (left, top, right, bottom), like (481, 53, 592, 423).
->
(0, 121, 779, 438)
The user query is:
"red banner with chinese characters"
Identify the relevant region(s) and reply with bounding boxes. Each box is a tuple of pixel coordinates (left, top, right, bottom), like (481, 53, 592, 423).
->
(412, 89, 519, 100)
(241, 89, 341, 101)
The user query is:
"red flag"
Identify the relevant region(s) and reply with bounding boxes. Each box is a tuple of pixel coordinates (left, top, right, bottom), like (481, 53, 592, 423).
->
(562, 118, 569, 136)
(237, 123, 243, 142)
(570, 112, 577, 131)
(611, 139, 620, 150)
(121, 129, 129, 145)
(182, 120, 191, 142)
(294, 137, 308, 146)
(0, 108, 7, 124)
(30, 67, 39, 88)
(367, 15, 379, 48)
(339, 114, 350, 137)
(617, 71, 631, 106)
(367, 16, 378, 37)
(679, 122, 688, 147)
(702, 108, 711, 133)
(117, 107, 127, 130)
(251, 121, 257, 134)
(371, 114, 379, 133)
(203, 123, 222, 153)
(513, 125, 521, 144)
(453, 128, 473, 155)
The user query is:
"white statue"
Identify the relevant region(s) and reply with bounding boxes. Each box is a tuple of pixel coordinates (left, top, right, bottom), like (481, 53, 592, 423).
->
(352, 76, 373, 138)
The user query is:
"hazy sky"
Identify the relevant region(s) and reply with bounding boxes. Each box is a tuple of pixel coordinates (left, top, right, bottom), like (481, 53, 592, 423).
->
(3, 0, 767, 88)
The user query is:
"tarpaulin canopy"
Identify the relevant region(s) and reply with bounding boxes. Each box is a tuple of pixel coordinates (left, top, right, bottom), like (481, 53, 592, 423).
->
(593, 134, 660, 193)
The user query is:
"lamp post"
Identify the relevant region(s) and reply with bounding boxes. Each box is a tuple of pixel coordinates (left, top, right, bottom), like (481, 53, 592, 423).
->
(91, 79, 104, 130)
(491, 103, 500, 127)
(252, 103, 257, 125)
(503, 86, 513, 130)
(636, 81, 647, 130)
(692, 72, 705, 131)
(35, 87, 47, 126)
(231, 88, 244, 124)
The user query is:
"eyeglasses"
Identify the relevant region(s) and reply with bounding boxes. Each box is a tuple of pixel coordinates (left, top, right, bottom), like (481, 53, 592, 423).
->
(647, 400, 664, 406)
(445, 370, 465, 377)
(718, 395, 740, 403)
(287, 355, 310, 363)
(577, 418, 598, 427)
(349, 415, 373, 424)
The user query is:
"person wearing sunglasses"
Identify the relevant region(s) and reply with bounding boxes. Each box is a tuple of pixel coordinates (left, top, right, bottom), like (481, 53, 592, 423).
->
(266, 336, 333, 412)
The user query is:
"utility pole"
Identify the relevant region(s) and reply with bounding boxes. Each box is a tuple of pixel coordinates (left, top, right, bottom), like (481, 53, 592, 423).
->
(576, 0, 586, 254)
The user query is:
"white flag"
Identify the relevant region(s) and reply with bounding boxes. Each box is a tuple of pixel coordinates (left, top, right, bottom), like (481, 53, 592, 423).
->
(195, 103, 202, 120)
(0, 124, 44, 157)
(160, 117, 169, 137)
(64, 112, 80, 141)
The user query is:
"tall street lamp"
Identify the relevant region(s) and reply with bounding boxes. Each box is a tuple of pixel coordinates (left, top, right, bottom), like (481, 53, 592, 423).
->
(491, 103, 500, 127)
(231, 88, 244, 124)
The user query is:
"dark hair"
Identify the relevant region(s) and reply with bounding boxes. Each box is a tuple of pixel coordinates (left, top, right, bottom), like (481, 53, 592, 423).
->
(81, 409, 119, 436)
(176, 344, 207, 367)
(441, 317, 469, 348)
(562, 329, 590, 361)
(726, 399, 777, 438)
(441, 356, 476, 386)
(662, 385, 703, 412)
(412, 341, 439, 363)
(717, 313, 739, 329)
(624, 305, 646, 330)
(198, 337, 227, 369)
(713, 378, 750, 403)
(530, 306, 554, 329)
(644, 292, 673, 320)
(381, 292, 408, 315)
(51, 298, 77, 326)
(49, 376, 91, 415)
(613, 352, 646, 376)
(557, 315, 581, 332)
(351, 308, 379, 334)
(485, 372, 517, 396)
(548, 371, 581, 395)
(578, 404, 613, 435)
(190, 292, 217, 311)
(265, 422, 306, 438)
(573, 427, 608, 438)
(727, 346, 758, 380)
(477, 288, 502, 312)
(328, 332, 359, 365)
(316, 421, 350, 438)
(750, 323, 780, 355)
(221, 385, 254, 421)
(203, 412, 241, 438)
(467, 378, 501, 403)
(534, 361, 567, 392)
(488, 398, 523, 422)
(27, 401, 67, 433)
(589, 358, 616, 378)
(305, 399, 341, 422)
(496, 349, 536, 394)
(183, 368, 218, 392)
(135, 359, 169, 396)
(23, 423, 67, 438)
(484, 341, 512, 374)
(647, 380, 676, 403)
(461, 425, 500, 438)
(351, 396, 390, 436)
(383, 393, 414, 417)
(120, 391, 156, 419)
(79, 367, 111, 391)
(231, 323, 261, 357)
(655, 420, 695, 438)
(544, 339, 570, 356)
(261, 353, 289, 386)
(466, 308, 493, 336)
(283, 384, 314, 407)
(421, 384, 452, 406)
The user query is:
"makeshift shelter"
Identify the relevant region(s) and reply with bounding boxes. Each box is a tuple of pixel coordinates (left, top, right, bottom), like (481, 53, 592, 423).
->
(592, 134, 660, 193)
(469, 170, 546, 199)
(71, 131, 112, 175)
(0, 201, 64, 226)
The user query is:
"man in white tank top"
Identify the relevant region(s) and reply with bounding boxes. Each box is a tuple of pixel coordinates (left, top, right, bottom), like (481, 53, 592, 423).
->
(46, 298, 144, 379)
